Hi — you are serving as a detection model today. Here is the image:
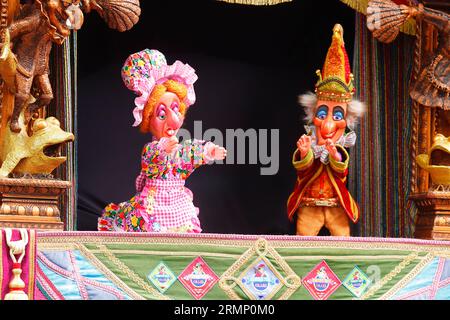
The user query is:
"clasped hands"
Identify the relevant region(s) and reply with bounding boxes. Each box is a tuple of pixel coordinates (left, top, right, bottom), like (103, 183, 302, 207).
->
(297, 134, 342, 162)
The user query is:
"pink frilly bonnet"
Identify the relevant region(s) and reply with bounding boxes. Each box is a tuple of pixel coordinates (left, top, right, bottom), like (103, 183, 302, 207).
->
(121, 49, 198, 127)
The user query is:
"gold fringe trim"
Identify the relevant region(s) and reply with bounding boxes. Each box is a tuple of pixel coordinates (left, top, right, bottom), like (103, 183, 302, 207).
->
(38, 243, 78, 251)
(340, 0, 370, 15)
(400, 18, 417, 36)
(217, 0, 291, 5)
(339, 0, 416, 35)
(341, 0, 369, 15)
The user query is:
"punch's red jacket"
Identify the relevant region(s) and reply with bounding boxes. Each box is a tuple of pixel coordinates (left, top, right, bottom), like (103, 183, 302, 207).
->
(287, 146, 359, 223)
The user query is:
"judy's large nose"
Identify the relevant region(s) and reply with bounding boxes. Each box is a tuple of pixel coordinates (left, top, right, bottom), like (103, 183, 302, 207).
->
(166, 108, 183, 130)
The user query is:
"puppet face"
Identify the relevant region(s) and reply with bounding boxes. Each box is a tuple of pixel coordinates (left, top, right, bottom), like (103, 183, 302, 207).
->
(312, 100, 347, 145)
(148, 92, 184, 140)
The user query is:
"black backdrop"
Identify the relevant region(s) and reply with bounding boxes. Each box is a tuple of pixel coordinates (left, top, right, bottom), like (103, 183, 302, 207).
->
(76, 0, 355, 233)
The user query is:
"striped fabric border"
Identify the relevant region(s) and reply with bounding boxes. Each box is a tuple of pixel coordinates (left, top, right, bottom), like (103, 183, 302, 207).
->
(348, 13, 418, 238)
(28, 230, 36, 299)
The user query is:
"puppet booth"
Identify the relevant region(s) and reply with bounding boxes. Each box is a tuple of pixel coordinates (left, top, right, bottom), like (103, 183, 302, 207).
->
(0, 0, 448, 301)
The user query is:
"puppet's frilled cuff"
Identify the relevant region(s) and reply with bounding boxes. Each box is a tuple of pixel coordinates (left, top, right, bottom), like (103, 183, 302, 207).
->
(292, 148, 314, 171)
(203, 141, 216, 163)
(329, 145, 349, 173)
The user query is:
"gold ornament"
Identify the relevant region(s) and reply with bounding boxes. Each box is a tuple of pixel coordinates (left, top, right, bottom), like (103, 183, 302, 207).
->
(0, 107, 74, 177)
(417, 134, 450, 187)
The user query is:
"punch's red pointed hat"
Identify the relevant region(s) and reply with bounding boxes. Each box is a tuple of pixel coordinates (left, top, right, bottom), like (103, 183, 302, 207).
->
(315, 24, 355, 103)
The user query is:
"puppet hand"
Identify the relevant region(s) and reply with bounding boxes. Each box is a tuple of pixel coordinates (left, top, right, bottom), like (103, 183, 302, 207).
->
(161, 136, 179, 154)
(325, 139, 342, 162)
(211, 146, 227, 161)
(297, 135, 312, 159)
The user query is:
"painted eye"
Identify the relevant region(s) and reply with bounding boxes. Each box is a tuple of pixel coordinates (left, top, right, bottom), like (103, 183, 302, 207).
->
(158, 112, 166, 120)
(316, 106, 328, 120)
(171, 102, 180, 114)
(332, 106, 345, 121)
(157, 105, 166, 120)
(333, 111, 344, 121)
(317, 111, 327, 120)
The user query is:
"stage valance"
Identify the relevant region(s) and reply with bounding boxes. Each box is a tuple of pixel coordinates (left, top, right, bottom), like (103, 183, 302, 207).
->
(33, 232, 450, 300)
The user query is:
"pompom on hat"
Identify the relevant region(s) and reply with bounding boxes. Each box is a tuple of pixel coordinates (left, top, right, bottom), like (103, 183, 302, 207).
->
(121, 49, 198, 126)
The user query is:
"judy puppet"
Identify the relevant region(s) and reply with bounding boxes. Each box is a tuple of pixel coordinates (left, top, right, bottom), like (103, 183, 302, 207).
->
(98, 49, 227, 233)
(287, 24, 365, 236)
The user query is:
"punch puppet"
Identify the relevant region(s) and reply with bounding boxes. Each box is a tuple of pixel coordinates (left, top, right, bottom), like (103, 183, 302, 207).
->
(287, 24, 365, 236)
(98, 49, 227, 233)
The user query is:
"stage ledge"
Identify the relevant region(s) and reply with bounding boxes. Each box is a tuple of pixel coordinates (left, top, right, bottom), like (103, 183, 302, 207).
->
(28, 232, 450, 300)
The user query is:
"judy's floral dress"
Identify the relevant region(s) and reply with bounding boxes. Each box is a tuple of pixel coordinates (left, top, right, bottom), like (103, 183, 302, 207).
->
(98, 139, 214, 233)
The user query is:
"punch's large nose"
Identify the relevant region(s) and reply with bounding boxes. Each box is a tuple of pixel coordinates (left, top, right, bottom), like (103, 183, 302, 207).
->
(321, 118, 336, 136)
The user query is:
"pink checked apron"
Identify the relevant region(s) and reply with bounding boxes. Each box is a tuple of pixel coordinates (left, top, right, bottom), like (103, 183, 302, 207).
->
(139, 178, 201, 232)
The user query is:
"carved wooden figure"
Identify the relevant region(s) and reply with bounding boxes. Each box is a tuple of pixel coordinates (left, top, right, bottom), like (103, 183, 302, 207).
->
(0, 0, 141, 230)
(2, 0, 141, 133)
(0, 0, 140, 175)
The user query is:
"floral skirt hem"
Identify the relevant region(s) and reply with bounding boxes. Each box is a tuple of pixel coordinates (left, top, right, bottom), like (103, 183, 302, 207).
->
(97, 201, 202, 233)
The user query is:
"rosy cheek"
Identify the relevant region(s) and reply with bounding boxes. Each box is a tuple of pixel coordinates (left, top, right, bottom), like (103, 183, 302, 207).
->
(335, 120, 347, 129)
(313, 118, 323, 127)
(149, 116, 165, 134)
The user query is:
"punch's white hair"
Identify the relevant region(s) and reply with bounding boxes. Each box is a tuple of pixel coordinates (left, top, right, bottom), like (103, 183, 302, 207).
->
(298, 92, 366, 130)
(346, 99, 366, 129)
(298, 92, 317, 124)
